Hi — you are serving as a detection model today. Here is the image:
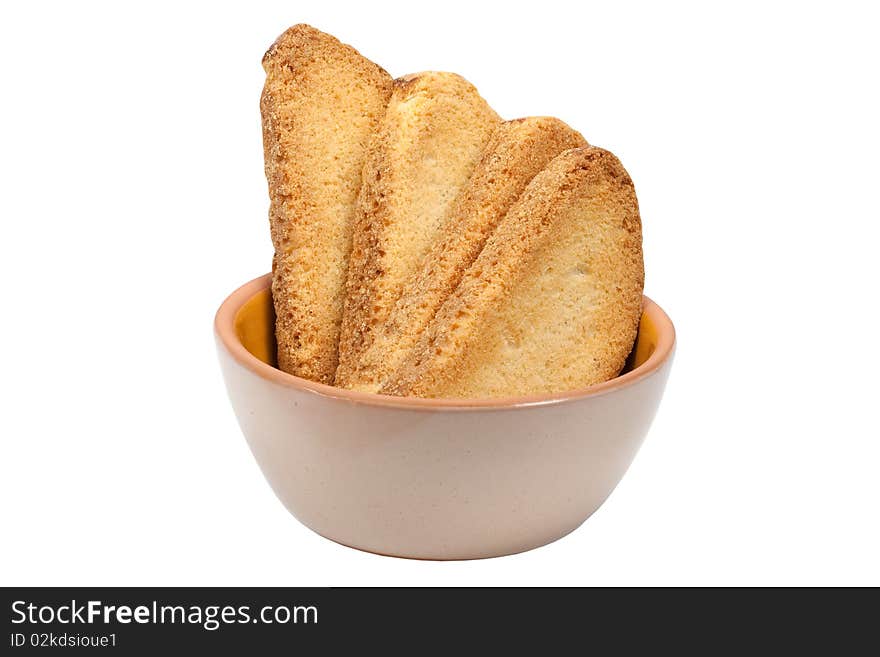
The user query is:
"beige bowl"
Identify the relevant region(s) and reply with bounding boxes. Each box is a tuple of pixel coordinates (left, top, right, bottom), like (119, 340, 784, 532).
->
(215, 273, 675, 559)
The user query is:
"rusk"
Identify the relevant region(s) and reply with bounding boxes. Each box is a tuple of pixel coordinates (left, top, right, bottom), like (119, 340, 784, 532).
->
(335, 72, 500, 387)
(343, 117, 587, 392)
(261, 24, 392, 383)
(382, 146, 644, 399)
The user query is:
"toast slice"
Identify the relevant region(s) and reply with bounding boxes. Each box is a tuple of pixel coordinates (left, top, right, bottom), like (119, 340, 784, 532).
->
(382, 146, 644, 399)
(342, 117, 587, 392)
(261, 24, 393, 383)
(335, 72, 501, 387)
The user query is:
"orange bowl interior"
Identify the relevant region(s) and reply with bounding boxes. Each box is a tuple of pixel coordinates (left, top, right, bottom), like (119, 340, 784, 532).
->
(234, 287, 659, 377)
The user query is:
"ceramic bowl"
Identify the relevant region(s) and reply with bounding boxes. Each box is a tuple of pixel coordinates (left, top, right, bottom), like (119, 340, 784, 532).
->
(215, 273, 675, 559)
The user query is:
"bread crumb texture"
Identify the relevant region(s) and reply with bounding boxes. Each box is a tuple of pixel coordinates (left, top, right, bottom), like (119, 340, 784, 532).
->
(343, 117, 587, 392)
(261, 26, 645, 399)
(335, 72, 500, 388)
(382, 146, 644, 399)
(261, 24, 392, 383)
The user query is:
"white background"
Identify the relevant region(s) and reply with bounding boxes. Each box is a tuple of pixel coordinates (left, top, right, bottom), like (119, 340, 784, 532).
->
(1, 1, 878, 586)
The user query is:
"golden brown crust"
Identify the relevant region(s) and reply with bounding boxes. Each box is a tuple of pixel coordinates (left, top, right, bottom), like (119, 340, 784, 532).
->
(342, 117, 587, 392)
(261, 24, 392, 383)
(335, 72, 500, 388)
(382, 146, 644, 399)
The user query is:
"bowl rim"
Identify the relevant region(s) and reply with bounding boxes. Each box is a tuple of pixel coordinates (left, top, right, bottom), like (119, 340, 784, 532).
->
(215, 273, 675, 411)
